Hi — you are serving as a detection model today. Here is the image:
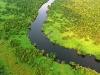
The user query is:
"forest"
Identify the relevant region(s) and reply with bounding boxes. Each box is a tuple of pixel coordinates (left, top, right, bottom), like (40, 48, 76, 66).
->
(0, 0, 100, 75)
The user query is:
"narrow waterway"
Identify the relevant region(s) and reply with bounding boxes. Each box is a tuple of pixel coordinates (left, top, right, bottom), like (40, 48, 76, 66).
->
(27, 0, 100, 72)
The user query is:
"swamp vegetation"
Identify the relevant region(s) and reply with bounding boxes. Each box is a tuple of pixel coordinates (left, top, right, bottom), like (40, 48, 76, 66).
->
(0, 0, 100, 75)
(42, 0, 100, 60)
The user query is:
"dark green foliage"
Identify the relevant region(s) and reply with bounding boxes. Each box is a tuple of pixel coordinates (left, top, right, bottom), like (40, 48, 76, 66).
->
(1, 0, 48, 40)
(49, 52, 57, 60)
(62, 7, 82, 24)
(0, 65, 6, 75)
(35, 68, 45, 75)
(15, 47, 58, 75)
(15, 47, 42, 63)
(10, 39, 20, 47)
(3, 35, 10, 40)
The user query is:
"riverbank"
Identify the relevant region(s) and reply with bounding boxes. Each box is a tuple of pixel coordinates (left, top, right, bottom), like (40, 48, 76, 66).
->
(0, 0, 100, 75)
(42, 0, 100, 60)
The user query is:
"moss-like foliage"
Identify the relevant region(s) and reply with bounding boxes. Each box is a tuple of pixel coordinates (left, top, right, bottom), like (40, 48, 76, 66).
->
(0, 0, 100, 75)
(42, 0, 100, 60)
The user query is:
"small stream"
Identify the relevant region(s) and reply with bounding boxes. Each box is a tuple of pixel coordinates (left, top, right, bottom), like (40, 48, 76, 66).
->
(27, 0, 100, 72)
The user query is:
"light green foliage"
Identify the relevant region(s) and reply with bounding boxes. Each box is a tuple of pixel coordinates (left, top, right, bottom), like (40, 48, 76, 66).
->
(42, 0, 100, 60)
(0, 0, 100, 75)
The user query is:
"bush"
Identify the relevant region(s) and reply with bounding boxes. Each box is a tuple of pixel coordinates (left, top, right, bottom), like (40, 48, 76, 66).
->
(10, 39, 20, 47)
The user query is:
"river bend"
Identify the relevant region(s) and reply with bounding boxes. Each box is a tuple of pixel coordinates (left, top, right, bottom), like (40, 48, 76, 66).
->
(27, 0, 100, 72)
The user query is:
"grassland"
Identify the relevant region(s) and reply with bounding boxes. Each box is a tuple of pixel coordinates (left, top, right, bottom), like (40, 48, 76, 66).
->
(42, 0, 100, 60)
(0, 0, 100, 75)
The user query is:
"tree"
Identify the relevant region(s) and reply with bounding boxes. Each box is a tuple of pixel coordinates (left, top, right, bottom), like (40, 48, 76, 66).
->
(49, 52, 57, 60)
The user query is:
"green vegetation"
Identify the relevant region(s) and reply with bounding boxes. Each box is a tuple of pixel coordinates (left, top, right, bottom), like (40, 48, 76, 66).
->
(0, 0, 100, 75)
(42, 0, 100, 60)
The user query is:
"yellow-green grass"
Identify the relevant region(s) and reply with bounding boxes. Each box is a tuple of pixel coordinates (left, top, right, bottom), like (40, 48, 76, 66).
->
(42, 0, 100, 60)
(0, 0, 100, 75)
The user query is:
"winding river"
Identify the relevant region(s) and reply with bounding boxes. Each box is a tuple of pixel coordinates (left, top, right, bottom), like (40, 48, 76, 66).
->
(27, 0, 100, 72)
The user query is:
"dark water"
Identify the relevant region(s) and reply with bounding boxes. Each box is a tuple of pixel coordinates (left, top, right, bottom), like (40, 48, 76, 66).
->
(27, 0, 100, 72)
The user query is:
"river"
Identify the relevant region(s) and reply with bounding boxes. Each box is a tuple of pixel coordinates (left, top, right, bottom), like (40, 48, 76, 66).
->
(27, 0, 100, 72)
